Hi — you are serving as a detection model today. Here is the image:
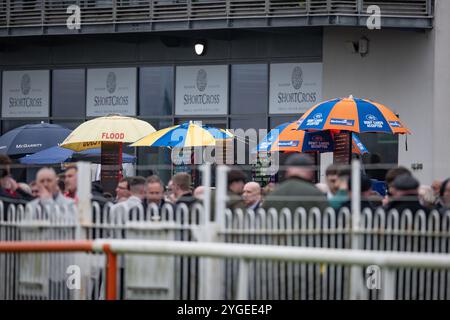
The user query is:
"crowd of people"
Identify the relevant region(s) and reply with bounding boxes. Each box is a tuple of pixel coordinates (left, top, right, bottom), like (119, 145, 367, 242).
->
(1, 152, 450, 217)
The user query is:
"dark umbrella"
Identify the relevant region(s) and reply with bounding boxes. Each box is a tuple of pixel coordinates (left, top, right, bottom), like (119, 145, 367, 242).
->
(0, 123, 72, 156)
(19, 146, 136, 165)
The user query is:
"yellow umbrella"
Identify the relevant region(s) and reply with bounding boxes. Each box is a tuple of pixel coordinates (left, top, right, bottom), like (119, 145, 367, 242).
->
(60, 115, 155, 151)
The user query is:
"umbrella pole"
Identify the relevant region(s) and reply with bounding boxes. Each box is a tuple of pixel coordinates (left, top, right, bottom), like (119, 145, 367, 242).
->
(101, 142, 123, 197)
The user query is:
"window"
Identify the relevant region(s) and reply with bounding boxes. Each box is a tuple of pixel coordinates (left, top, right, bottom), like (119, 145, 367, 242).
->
(139, 67, 174, 116)
(231, 64, 268, 115)
(136, 118, 173, 183)
(52, 69, 86, 117)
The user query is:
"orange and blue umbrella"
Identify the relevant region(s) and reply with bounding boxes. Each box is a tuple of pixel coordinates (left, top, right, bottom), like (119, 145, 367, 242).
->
(257, 122, 369, 154)
(352, 134, 369, 155)
(297, 96, 410, 134)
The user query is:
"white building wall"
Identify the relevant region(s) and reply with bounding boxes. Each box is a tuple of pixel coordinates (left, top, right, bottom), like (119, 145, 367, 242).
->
(432, 0, 450, 183)
(323, 26, 437, 184)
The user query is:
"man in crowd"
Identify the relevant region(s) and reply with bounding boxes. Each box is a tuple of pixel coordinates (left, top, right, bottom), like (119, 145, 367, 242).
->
(172, 172, 196, 208)
(383, 166, 411, 206)
(325, 164, 340, 199)
(384, 173, 428, 215)
(165, 179, 177, 203)
(28, 167, 75, 216)
(64, 165, 78, 200)
(112, 176, 147, 213)
(115, 177, 131, 203)
(226, 169, 247, 210)
(242, 182, 262, 210)
(0, 154, 34, 202)
(263, 154, 327, 213)
(146, 175, 167, 209)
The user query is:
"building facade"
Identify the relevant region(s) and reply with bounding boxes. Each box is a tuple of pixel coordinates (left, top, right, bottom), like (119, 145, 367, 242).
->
(0, 0, 447, 184)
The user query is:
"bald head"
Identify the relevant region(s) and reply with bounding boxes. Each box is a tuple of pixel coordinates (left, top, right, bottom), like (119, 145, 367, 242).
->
(242, 182, 262, 207)
(36, 167, 59, 194)
(193, 186, 205, 200)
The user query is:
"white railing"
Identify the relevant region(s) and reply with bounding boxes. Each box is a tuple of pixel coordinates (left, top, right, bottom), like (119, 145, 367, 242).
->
(0, 0, 433, 29)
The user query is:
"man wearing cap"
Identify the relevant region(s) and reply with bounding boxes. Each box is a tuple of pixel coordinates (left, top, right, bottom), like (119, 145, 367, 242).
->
(263, 154, 327, 213)
(384, 173, 428, 215)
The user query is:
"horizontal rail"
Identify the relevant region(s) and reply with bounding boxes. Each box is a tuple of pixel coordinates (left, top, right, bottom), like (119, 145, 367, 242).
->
(0, 0, 434, 34)
(2, 239, 450, 270)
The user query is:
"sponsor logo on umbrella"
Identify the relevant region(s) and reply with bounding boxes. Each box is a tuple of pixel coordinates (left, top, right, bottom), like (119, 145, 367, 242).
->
(196, 69, 207, 92)
(106, 72, 117, 94)
(306, 113, 324, 126)
(21, 74, 31, 95)
(16, 143, 42, 149)
(101, 132, 125, 140)
(363, 114, 384, 128)
(278, 140, 299, 147)
(291, 66, 303, 90)
(330, 118, 355, 126)
(309, 135, 330, 148)
(389, 121, 402, 128)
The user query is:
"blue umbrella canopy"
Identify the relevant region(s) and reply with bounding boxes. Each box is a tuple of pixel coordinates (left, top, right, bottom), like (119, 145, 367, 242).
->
(0, 123, 72, 156)
(19, 146, 136, 165)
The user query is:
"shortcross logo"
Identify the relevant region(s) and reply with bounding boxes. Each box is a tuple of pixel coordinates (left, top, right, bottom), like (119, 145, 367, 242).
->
(21, 74, 31, 95)
(196, 69, 207, 92)
(66, 5, 81, 30)
(363, 114, 384, 128)
(367, 5, 381, 30)
(106, 72, 117, 94)
(291, 66, 303, 90)
(366, 265, 381, 290)
(306, 113, 323, 126)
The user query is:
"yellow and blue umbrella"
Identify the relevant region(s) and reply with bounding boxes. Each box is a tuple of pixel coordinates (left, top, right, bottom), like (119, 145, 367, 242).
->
(131, 121, 233, 148)
(256, 121, 369, 154)
(297, 96, 410, 134)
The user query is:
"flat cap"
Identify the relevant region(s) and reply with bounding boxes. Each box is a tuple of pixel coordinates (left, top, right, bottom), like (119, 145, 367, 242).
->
(392, 174, 419, 191)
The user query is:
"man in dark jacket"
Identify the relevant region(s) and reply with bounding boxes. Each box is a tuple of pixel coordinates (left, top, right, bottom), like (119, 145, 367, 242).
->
(145, 175, 167, 208)
(172, 172, 197, 209)
(262, 154, 327, 213)
(384, 174, 428, 215)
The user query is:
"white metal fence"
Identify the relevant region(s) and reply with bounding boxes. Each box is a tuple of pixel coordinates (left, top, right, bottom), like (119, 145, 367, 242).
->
(1, 199, 450, 300)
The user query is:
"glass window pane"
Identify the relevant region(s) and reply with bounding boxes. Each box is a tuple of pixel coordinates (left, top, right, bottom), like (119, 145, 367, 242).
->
(230, 117, 267, 178)
(2, 120, 38, 134)
(136, 118, 173, 184)
(269, 115, 299, 129)
(139, 67, 174, 116)
(231, 64, 268, 115)
(52, 69, 86, 117)
(360, 133, 399, 181)
(51, 120, 84, 130)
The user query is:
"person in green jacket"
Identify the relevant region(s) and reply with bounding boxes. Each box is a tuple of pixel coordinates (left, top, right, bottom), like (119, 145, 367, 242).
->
(262, 154, 328, 213)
